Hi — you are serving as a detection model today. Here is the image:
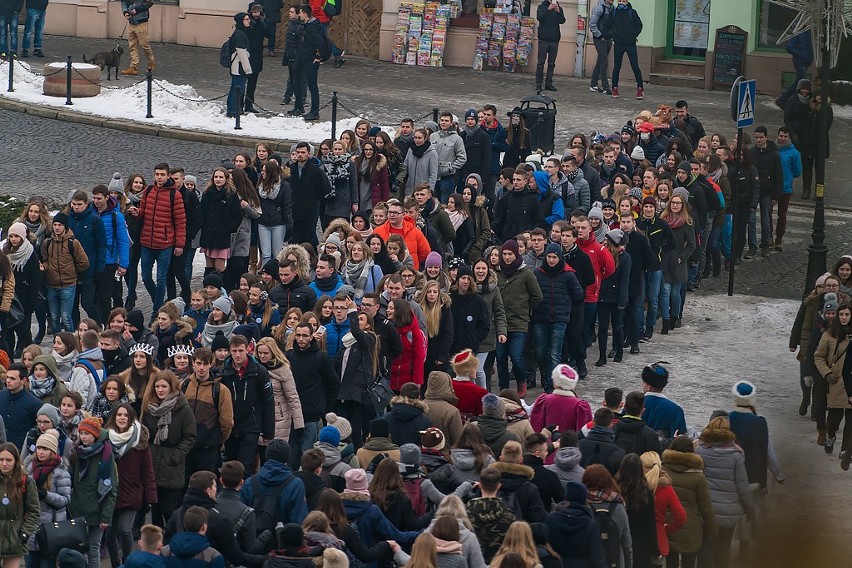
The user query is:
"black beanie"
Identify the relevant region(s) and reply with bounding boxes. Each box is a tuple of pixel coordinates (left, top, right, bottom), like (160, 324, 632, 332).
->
(53, 212, 69, 228)
(369, 418, 390, 438)
(126, 309, 145, 331)
(266, 438, 291, 464)
(276, 523, 304, 548)
(261, 258, 279, 275)
(203, 272, 224, 290)
(211, 330, 230, 352)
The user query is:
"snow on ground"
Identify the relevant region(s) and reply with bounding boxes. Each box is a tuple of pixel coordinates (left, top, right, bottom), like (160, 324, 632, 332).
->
(0, 60, 384, 142)
(761, 97, 851, 121)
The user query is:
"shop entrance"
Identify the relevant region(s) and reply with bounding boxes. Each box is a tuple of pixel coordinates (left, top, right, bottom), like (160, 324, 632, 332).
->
(667, 0, 711, 59)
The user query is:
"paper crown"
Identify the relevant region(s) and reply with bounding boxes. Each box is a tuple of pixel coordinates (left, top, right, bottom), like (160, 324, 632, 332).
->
(167, 345, 195, 359)
(128, 343, 155, 357)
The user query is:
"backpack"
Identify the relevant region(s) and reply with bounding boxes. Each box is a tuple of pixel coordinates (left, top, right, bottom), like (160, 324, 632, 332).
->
(498, 489, 523, 520)
(323, 0, 341, 18)
(365, 452, 389, 475)
(220, 36, 234, 68)
(76, 359, 106, 388)
(403, 477, 426, 517)
(319, 459, 342, 489)
(44, 235, 81, 272)
(593, 502, 621, 568)
(701, 178, 722, 213)
(251, 475, 295, 534)
(181, 379, 221, 413)
(233, 505, 254, 540)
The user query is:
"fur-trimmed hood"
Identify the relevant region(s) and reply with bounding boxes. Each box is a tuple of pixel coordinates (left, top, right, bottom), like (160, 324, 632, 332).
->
(662, 449, 704, 472)
(151, 317, 194, 339)
(699, 427, 737, 445)
(322, 218, 354, 244)
(490, 461, 534, 480)
(340, 490, 371, 502)
(277, 243, 313, 281)
(390, 395, 430, 413)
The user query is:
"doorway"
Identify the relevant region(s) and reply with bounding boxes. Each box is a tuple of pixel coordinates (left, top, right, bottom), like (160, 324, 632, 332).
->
(667, 0, 711, 59)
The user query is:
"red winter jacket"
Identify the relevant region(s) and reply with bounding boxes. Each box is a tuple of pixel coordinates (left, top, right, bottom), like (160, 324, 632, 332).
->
(309, 0, 330, 23)
(138, 180, 187, 250)
(390, 316, 426, 391)
(653, 479, 687, 556)
(452, 379, 487, 420)
(577, 236, 615, 303)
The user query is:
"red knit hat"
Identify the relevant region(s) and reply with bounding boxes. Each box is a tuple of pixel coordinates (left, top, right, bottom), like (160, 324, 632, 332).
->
(78, 417, 103, 438)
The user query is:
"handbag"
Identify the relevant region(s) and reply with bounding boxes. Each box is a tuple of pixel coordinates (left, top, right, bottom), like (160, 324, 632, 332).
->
(35, 517, 88, 558)
(4, 296, 24, 330)
(363, 375, 393, 416)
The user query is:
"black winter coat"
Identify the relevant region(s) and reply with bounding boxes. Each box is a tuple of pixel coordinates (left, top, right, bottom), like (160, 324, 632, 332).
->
(624, 230, 654, 298)
(613, 416, 661, 455)
(748, 142, 784, 197)
(449, 291, 490, 354)
(376, 489, 432, 531)
(727, 162, 760, 210)
(290, 159, 331, 219)
(459, 127, 492, 183)
(259, 181, 294, 231)
(287, 340, 340, 422)
(179, 186, 202, 248)
(598, 251, 631, 307)
(246, 17, 266, 72)
(383, 400, 432, 447)
(536, 0, 566, 42)
(563, 245, 595, 290)
(9, 249, 41, 314)
(221, 355, 275, 438)
(626, 490, 659, 568)
(494, 189, 542, 242)
(607, 2, 642, 45)
(534, 264, 584, 322)
(451, 217, 475, 261)
(296, 18, 327, 63)
(335, 311, 377, 403)
(783, 97, 810, 148)
(425, 305, 453, 373)
(546, 502, 608, 568)
(490, 461, 547, 522)
(270, 276, 317, 315)
(579, 426, 626, 476)
(522, 454, 564, 511)
(199, 186, 242, 250)
(283, 18, 302, 61)
(636, 215, 675, 272)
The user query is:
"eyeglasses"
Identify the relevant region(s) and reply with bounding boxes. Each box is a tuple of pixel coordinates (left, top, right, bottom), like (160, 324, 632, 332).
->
(388, 210, 403, 216)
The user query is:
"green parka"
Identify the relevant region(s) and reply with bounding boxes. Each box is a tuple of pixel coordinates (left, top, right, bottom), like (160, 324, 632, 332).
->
(661, 448, 718, 555)
(69, 430, 118, 527)
(141, 392, 197, 490)
(0, 475, 39, 558)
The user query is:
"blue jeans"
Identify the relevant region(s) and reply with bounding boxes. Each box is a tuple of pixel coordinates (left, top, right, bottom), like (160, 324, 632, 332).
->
(435, 177, 456, 203)
(533, 322, 567, 391)
(0, 12, 19, 54)
(289, 420, 321, 468)
(258, 224, 287, 267)
(644, 269, 663, 332)
(660, 281, 683, 320)
(496, 331, 527, 390)
(48, 285, 76, 334)
(23, 8, 45, 50)
(319, 22, 343, 57)
(141, 246, 172, 318)
(227, 74, 247, 116)
(612, 42, 643, 88)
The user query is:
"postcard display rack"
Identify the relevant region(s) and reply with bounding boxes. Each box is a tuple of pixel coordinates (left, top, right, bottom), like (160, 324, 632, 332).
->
(392, 1, 461, 67)
(473, 11, 535, 72)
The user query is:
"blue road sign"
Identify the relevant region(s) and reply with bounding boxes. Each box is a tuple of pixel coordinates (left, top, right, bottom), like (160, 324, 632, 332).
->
(737, 79, 756, 128)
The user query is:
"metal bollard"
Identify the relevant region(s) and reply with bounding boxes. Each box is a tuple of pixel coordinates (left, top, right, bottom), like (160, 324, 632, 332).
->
(234, 85, 242, 130)
(7, 56, 13, 93)
(331, 91, 338, 140)
(146, 70, 153, 118)
(432, 107, 439, 123)
(65, 55, 73, 105)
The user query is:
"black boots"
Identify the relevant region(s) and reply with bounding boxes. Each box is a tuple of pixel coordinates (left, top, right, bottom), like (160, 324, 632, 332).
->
(661, 320, 670, 334)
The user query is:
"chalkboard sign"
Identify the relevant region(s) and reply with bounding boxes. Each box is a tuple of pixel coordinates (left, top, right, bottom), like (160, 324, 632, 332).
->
(712, 25, 748, 88)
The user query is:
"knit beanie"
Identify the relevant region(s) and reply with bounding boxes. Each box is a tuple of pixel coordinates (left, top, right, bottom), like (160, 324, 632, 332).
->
(823, 292, 839, 313)
(319, 425, 341, 447)
(7, 222, 27, 240)
(36, 403, 60, 428)
(501, 239, 520, 257)
(211, 331, 230, 352)
(261, 259, 280, 276)
(325, 412, 353, 441)
(35, 429, 60, 454)
(344, 468, 370, 495)
(184, 175, 197, 187)
(482, 393, 506, 418)
(78, 416, 102, 439)
(588, 207, 604, 221)
(672, 187, 690, 202)
(369, 418, 390, 438)
(126, 309, 145, 331)
(107, 173, 124, 193)
(277, 523, 304, 548)
(420, 427, 445, 451)
(677, 161, 691, 174)
(52, 212, 69, 228)
(202, 272, 224, 290)
(399, 443, 421, 466)
(455, 264, 473, 282)
(212, 296, 233, 315)
(425, 251, 443, 268)
(323, 548, 348, 568)
(630, 146, 646, 161)
(464, 108, 477, 121)
(605, 229, 625, 246)
(564, 481, 588, 504)
(368, 126, 382, 138)
(266, 438, 291, 464)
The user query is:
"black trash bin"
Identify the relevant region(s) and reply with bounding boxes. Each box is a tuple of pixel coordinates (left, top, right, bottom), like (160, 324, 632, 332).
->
(517, 93, 557, 155)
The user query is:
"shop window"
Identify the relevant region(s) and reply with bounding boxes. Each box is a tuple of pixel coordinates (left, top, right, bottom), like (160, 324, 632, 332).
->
(758, 0, 797, 49)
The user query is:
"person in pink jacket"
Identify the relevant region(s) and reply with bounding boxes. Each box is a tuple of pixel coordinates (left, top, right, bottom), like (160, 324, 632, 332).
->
(530, 364, 593, 434)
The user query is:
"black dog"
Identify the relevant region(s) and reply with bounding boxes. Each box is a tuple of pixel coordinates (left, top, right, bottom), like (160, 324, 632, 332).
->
(83, 45, 125, 80)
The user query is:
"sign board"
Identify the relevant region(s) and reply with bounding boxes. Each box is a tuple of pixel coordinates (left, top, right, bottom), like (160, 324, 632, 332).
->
(711, 25, 748, 88)
(736, 79, 756, 128)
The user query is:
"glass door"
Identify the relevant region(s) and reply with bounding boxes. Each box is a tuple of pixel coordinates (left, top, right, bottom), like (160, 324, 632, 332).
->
(668, 0, 711, 59)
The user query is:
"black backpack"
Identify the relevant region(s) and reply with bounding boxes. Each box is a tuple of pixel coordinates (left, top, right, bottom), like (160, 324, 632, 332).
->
(593, 502, 621, 568)
(220, 37, 234, 68)
(498, 489, 524, 520)
(251, 475, 295, 534)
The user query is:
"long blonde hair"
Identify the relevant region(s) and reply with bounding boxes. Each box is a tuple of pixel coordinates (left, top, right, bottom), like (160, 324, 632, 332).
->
(417, 281, 451, 338)
(256, 337, 291, 368)
(490, 522, 540, 568)
(408, 533, 438, 568)
(434, 495, 473, 531)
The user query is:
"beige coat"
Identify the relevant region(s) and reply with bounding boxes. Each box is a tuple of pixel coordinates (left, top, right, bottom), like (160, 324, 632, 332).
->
(814, 332, 852, 409)
(502, 397, 534, 441)
(268, 361, 305, 441)
(424, 371, 463, 447)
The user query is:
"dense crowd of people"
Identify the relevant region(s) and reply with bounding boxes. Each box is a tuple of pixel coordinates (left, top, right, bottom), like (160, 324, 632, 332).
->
(0, 84, 835, 568)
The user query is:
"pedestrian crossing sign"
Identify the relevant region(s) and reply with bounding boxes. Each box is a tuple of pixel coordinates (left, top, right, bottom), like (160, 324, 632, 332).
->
(737, 79, 756, 128)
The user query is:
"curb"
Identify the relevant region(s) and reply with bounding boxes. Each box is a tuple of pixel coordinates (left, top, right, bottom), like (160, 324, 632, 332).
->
(0, 97, 300, 152)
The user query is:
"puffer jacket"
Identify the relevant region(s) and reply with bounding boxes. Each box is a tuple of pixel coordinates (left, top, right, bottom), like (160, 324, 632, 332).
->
(97, 197, 131, 269)
(424, 372, 463, 447)
(266, 360, 305, 441)
(41, 229, 89, 288)
(141, 392, 198, 490)
(182, 375, 235, 450)
(68, 204, 106, 279)
(335, 311, 376, 404)
(138, 180, 187, 251)
(694, 442, 754, 528)
(451, 448, 495, 484)
(814, 331, 852, 409)
(390, 317, 427, 390)
(24, 459, 71, 551)
(403, 144, 439, 196)
(545, 446, 585, 488)
(662, 449, 718, 555)
(199, 186, 243, 251)
(221, 356, 275, 439)
(489, 461, 547, 522)
(112, 424, 158, 512)
(429, 129, 467, 179)
(383, 397, 432, 447)
(258, 180, 293, 232)
(534, 263, 584, 323)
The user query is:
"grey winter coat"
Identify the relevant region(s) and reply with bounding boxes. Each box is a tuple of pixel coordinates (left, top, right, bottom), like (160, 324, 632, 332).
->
(25, 460, 72, 551)
(545, 446, 585, 488)
(403, 145, 439, 196)
(426, 518, 486, 568)
(660, 222, 696, 285)
(569, 168, 591, 211)
(589, 0, 612, 39)
(430, 130, 467, 179)
(476, 271, 507, 353)
(694, 443, 754, 528)
(450, 448, 495, 484)
(230, 201, 262, 257)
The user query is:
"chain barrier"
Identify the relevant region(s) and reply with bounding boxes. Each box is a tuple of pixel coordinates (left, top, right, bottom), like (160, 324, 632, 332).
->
(153, 79, 229, 103)
(72, 67, 147, 90)
(10, 60, 65, 78)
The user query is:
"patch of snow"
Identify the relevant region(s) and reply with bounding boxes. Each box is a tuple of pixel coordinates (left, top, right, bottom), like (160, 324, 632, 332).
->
(762, 97, 851, 120)
(0, 60, 390, 143)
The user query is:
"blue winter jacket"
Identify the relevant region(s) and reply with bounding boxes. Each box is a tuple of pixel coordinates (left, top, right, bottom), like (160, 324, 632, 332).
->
(309, 274, 344, 299)
(482, 120, 510, 175)
(535, 171, 565, 227)
(325, 316, 351, 359)
(786, 30, 813, 67)
(98, 197, 131, 269)
(0, 387, 42, 448)
(162, 532, 224, 568)
(342, 492, 420, 568)
(776, 141, 803, 195)
(239, 459, 307, 526)
(122, 550, 165, 568)
(68, 204, 106, 277)
(642, 392, 687, 438)
(534, 263, 584, 324)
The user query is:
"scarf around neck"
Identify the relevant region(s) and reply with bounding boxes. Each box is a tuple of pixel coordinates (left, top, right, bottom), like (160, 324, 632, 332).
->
(76, 436, 114, 502)
(147, 391, 180, 445)
(29, 375, 57, 399)
(109, 420, 142, 458)
(447, 209, 467, 231)
(314, 273, 340, 292)
(6, 238, 34, 272)
(32, 456, 61, 486)
(258, 180, 281, 200)
(410, 140, 431, 159)
(661, 212, 686, 229)
(343, 259, 373, 299)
